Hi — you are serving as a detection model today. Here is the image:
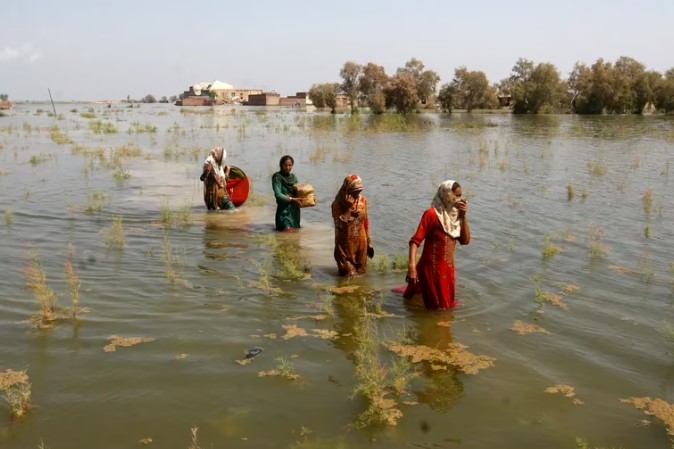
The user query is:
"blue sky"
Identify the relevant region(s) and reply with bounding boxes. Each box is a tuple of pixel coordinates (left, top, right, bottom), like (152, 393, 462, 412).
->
(1, 0, 673, 101)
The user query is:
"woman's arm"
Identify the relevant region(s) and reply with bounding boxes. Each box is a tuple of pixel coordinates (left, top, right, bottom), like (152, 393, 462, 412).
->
(406, 210, 430, 283)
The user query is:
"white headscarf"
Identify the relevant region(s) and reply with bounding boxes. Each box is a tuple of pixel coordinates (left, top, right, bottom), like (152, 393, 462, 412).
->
(205, 147, 227, 177)
(431, 180, 461, 238)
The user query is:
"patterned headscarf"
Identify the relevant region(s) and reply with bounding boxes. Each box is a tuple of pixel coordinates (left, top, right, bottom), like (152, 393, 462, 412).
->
(431, 180, 461, 237)
(334, 175, 363, 208)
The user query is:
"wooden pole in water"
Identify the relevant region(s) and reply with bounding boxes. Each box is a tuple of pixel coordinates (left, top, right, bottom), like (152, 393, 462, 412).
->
(48, 88, 57, 116)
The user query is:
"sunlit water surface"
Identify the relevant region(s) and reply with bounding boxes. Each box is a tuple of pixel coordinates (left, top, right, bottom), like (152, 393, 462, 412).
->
(1, 105, 673, 449)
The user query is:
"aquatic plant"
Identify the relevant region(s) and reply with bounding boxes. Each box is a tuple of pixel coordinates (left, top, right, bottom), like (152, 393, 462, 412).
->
(375, 254, 389, 274)
(642, 189, 653, 215)
(29, 154, 53, 166)
(112, 168, 131, 183)
(64, 247, 81, 319)
(389, 357, 416, 397)
(188, 426, 201, 449)
(162, 232, 180, 284)
(644, 226, 651, 238)
(567, 183, 575, 201)
(89, 120, 118, 134)
(49, 127, 73, 145)
(4, 208, 13, 226)
(103, 216, 125, 249)
(352, 314, 403, 428)
(84, 191, 107, 214)
(588, 224, 609, 259)
(24, 250, 58, 328)
(80, 111, 96, 119)
(391, 253, 409, 271)
(0, 369, 32, 418)
(587, 160, 607, 176)
(542, 236, 561, 260)
(128, 121, 158, 133)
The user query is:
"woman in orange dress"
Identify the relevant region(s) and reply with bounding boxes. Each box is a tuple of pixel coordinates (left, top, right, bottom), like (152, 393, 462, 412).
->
(404, 180, 471, 310)
(331, 175, 374, 276)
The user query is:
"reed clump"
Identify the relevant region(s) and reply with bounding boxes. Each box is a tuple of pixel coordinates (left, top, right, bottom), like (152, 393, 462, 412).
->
(0, 369, 32, 418)
(162, 232, 181, 284)
(24, 250, 58, 328)
(4, 208, 13, 226)
(391, 253, 409, 271)
(160, 200, 192, 228)
(258, 357, 300, 380)
(542, 236, 562, 260)
(642, 189, 653, 215)
(352, 314, 404, 428)
(103, 216, 125, 249)
(89, 120, 118, 134)
(588, 224, 609, 259)
(84, 191, 107, 214)
(567, 183, 575, 201)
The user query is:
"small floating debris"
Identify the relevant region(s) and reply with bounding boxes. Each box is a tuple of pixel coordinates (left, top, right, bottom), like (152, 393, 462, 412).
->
(245, 347, 263, 359)
(310, 329, 339, 340)
(540, 292, 569, 310)
(138, 437, 153, 445)
(175, 353, 189, 360)
(103, 335, 155, 352)
(286, 314, 328, 321)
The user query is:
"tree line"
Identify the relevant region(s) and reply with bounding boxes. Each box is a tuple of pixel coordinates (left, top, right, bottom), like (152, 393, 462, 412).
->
(308, 57, 674, 115)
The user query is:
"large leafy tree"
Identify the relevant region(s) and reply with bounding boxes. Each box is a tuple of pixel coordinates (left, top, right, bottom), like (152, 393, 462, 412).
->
(384, 73, 418, 114)
(569, 59, 613, 114)
(506, 58, 565, 113)
(359, 62, 389, 113)
(606, 56, 646, 114)
(655, 68, 674, 114)
(447, 67, 496, 112)
(340, 61, 362, 114)
(397, 58, 440, 105)
(309, 83, 340, 113)
(437, 83, 455, 113)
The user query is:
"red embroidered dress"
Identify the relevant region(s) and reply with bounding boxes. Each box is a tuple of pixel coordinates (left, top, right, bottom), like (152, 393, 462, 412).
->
(404, 209, 468, 310)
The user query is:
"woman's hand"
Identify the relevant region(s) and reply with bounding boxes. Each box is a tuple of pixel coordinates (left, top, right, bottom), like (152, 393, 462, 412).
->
(406, 266, 418, 285)
(457, 200, 468, 217)
(290, 197, 302, 205)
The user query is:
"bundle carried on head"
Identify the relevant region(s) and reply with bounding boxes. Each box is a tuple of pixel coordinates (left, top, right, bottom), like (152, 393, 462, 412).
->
(294, 183, 317, 208)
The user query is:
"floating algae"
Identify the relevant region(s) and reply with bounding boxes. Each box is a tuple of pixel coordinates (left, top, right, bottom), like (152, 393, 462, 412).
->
(385, 342, 495, 375)
(281, 324, 309, 340)
(511, 320, 550, 335)
(545, 385, 584, 405)
(103, 335, 155, 352)
(620, 397, 674, 436)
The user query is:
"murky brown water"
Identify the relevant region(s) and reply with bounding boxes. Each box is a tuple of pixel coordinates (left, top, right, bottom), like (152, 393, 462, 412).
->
(1, 105, 673, 448)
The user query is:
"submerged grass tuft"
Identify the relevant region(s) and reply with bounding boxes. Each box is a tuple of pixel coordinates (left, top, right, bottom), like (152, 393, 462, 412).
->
(0, 369, 32, 418)
(103, 216, 125, 249)
(24, 249, 58, 328)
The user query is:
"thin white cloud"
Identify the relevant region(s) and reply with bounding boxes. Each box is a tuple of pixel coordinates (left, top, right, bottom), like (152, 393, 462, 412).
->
(0, 44, 42, 63)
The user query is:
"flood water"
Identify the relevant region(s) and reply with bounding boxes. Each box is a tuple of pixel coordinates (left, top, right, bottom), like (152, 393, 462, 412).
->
(1, 104, 673, 449)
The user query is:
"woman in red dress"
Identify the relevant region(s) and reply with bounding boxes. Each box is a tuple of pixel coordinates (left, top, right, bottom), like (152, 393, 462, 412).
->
(404, 180, 471, 310)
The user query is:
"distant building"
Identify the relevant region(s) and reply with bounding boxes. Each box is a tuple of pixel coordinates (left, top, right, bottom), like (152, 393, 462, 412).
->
(0, 101, 12, 110)
(176, 80, 263, 106)
(247, 92, 281, 106)
(279, 92, 313, 107)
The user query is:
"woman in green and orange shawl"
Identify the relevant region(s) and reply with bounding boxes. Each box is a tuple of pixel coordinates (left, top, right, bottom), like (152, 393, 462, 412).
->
(331, 175, 374, 276)
(271, 155, 302, 231)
